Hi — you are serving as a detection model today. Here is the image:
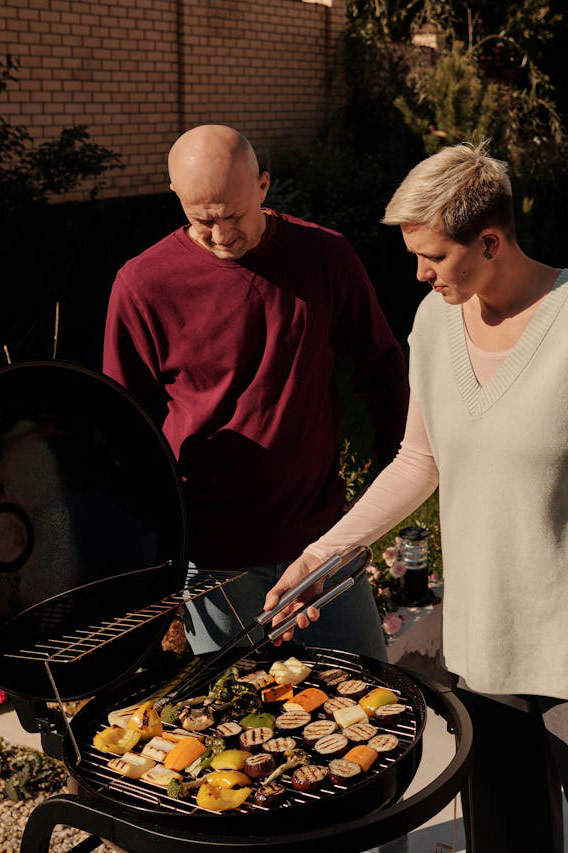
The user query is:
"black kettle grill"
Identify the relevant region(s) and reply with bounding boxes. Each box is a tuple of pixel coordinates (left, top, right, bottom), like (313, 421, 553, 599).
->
(0, 362, 472, 853)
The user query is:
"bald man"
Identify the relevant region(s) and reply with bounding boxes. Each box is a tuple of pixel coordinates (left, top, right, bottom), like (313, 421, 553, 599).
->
(103, 125, 409, 660)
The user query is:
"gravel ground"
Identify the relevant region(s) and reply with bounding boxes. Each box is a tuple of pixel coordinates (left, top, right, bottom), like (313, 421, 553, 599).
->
(0, 791, 113, 852)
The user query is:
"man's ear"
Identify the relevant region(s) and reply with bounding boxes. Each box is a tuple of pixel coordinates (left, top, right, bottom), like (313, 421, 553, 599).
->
(258, 171, 270, 204)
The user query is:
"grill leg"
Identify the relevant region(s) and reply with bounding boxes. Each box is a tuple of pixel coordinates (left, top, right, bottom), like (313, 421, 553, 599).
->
(20, 794, 107, 853)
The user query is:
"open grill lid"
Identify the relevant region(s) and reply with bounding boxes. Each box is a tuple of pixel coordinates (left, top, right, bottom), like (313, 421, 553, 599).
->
(0, 361, 191, 700)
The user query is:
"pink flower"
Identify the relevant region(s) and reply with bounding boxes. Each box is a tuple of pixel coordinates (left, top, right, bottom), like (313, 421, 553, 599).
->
(431, 573, 439, 582)
(366, 564, 381, 580)
(382, 613, 403, 635)
(389, 559, 407, 579)
(382, 547, 398, 567)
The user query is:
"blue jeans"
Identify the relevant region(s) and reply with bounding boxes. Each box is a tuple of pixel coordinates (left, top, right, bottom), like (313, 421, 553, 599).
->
(184, 560, 387, 661)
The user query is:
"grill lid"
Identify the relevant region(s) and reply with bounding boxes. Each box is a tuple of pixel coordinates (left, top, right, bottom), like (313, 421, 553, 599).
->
(0, 361, 189, 699)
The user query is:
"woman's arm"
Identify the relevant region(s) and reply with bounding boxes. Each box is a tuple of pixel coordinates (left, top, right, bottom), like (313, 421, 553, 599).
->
(264, 393, 439, 637)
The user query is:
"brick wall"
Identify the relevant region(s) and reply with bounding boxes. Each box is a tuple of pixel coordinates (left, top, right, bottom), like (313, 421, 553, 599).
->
(1, 0, 347, 200)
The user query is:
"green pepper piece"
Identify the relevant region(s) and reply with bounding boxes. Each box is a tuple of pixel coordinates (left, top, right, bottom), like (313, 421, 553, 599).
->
(239, 712, 275, 729)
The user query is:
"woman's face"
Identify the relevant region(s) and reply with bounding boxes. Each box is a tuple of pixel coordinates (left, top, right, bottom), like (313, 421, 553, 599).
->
(401, 224, 490, 304)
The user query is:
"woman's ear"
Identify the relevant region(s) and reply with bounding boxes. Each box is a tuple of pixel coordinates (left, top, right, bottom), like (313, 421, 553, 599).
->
(479, 230, 500, 260)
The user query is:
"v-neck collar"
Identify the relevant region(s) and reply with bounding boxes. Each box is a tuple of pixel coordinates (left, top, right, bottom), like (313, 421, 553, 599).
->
(446, 268, 568, 417)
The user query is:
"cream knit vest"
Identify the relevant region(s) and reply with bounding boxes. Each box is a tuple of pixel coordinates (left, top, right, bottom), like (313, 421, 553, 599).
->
(409, 270, 568, 698)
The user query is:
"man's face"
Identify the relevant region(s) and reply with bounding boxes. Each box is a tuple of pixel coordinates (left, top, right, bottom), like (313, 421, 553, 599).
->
(401, 224, 490, 305)
(175, 166, 270, 261)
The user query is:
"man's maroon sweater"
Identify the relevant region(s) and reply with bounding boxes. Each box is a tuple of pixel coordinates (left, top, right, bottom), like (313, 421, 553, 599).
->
(103, 212, 409, 570)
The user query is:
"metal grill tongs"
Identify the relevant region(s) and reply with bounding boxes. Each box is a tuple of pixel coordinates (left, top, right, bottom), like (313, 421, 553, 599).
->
(164, 544, 372, 704)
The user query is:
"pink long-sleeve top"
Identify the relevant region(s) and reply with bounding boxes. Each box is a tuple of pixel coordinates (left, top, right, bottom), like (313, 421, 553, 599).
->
(304, 330, 511, 560)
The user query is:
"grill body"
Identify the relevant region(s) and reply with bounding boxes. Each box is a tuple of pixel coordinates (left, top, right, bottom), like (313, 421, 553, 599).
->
(65, 646, 426, 835)
(20, 657, 472, 853)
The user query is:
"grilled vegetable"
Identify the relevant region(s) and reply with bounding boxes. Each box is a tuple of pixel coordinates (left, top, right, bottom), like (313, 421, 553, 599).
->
(283, 687, 328, 713)
(343, 723, 378, 743)
(93, 726, 141, 755)
(196, 771, 252, 812)
(374, 703, 407, 720)
(179, 706, 215, 732)
(238, 670, 274, 690)
(188, 736, 226, 777)
(215, 721, 243, 739)
(206, 667, 262, 715)
(196, 781, 252, 812)
(261, 684, 294, 704)
(368, 734, 399, 752)
(127, 702, 163, 742)
(244, 753, 275, 779)
(323, 696, 356, 718)
(107, 752, 156, 779)
(275, 710, 311, 731)
(210, 749, 251, 771)
(333, 704, 368, 730)
(269, 657, 311, 686)
(262, 736, 297, 756)
(359, 687, 398, 717)
(203, 770, 251, 788)
(302, 719, 338, 747)
(263, 747, 310, 785)
(291, 764, 328, 792)
(107, 707, 137, 728)
(159, 702, 188, 725)
(343, 745, 378, 772)
(141, 764, 182, 787)
(318, 668, 349, 688)
(164, 736, 207, 772)
(239, 712, 275, 730)
(167, 777, 189, 799)
(162, 728, 204, 743)
(328, 758, 362, 785)
(141, 736, 177, 762)
(336, 680, 368, 701)
(253, 781, 286, 808)
(313, 733, 348, 758)
(239, 726, 274, 752)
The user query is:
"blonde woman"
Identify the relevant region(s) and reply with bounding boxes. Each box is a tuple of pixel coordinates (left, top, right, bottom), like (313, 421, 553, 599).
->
(265, 142, 568, 853)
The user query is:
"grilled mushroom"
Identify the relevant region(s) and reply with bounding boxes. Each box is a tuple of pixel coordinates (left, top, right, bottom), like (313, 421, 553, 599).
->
(179, 706, 215, 732)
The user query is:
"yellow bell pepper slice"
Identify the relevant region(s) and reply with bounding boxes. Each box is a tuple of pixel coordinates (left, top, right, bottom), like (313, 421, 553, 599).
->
(93, 725, 141, 754)
(359, 687, 398, 717)
(210, 750, 251, 771)
(206, 770, 251, 788)
(196, 779, 252, 811)
(127, 701, 163, 741)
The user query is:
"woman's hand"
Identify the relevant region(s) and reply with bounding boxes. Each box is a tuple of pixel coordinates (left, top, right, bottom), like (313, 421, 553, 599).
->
(263, 552, 325, 644)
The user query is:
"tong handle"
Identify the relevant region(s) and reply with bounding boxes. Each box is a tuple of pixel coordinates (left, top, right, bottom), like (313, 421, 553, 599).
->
(267, 575, 356, 642)
(255, 552, 340, 627)
(257, 543, 372, 628)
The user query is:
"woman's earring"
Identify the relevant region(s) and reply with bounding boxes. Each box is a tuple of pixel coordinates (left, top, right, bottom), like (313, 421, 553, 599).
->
(484, 250, 492, 260)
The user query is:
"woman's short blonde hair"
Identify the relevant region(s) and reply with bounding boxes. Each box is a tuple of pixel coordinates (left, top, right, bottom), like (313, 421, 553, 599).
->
(382, 141, 515, 243)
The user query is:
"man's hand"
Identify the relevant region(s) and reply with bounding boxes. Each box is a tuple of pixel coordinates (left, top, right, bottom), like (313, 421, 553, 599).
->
(263, 552, 325, 645)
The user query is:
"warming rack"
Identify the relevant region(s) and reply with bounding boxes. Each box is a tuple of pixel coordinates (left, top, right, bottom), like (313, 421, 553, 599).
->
(4, 567, 244, 666)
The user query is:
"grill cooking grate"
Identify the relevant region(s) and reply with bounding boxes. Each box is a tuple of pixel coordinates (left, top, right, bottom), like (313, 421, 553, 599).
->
(72, 648, 422, 819)
(5, 568, 243, 665)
